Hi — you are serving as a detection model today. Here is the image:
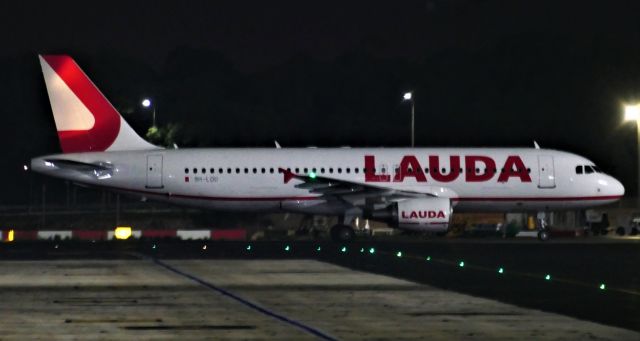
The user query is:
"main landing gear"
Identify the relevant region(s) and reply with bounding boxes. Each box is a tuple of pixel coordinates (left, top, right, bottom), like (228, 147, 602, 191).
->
(329, 211, 359, 242)
(330, 224, 355, 242)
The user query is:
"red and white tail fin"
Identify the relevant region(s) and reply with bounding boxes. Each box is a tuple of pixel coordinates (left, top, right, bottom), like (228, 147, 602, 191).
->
(38, 55, 159, 153)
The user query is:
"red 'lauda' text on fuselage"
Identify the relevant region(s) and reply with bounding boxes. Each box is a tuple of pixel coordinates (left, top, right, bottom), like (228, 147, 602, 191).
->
(364, 155, 532, 183)
(401, 210, 446, 219)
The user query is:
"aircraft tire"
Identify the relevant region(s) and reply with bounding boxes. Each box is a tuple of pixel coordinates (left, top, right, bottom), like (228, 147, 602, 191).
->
(330, 225, 355, 242)
(537, 229, 550, 242)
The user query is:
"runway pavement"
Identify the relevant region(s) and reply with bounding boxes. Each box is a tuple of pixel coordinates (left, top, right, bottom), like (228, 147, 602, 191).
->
(0, 239, 638, 340)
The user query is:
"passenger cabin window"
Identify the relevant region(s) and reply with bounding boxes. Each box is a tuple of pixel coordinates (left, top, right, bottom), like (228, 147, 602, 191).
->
(576, 166, 583, 174)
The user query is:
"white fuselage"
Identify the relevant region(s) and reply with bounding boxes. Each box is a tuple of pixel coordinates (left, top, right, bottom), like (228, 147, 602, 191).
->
(31, 147, 625, 216)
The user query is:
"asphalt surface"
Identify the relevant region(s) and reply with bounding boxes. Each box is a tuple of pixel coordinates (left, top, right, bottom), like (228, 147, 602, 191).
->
(0, 237, 638, 339)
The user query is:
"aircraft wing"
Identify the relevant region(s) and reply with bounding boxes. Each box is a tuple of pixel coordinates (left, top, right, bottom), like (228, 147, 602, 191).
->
(280, 168, 445, 207)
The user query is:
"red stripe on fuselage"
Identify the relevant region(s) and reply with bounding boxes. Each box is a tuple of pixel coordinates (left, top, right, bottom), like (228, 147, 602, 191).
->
(93, 184, 622, 203)
(42, 55, 120, 153)
(451, 195, 623, 202)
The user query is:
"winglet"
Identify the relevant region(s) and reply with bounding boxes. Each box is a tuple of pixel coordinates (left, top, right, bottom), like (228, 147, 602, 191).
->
(278, 168, 296, 184)
(274, 140, 282, 149)
(533, 141, 540, 149)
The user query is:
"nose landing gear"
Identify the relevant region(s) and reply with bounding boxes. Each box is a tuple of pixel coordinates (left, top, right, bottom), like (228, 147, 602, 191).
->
(537, 211, 550, 241)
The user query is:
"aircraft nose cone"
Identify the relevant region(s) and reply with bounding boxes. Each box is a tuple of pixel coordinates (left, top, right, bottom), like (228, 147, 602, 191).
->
(612, 177, 625, 197)
(596, 175, 624, 199)
(602, 175, 625, 198)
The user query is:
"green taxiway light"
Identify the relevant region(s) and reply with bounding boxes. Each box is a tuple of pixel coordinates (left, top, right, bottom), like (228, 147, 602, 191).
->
(369, 247, 375, 254)
(459, 261, 465, 267)
(545, 274, 551, 281)
(246, 245, 252, 251)
(285, 245, 290, 252)
(426, 256, 431, 261)
(341, 246, 347, 253)
(152, 244, 157, 249)
(316, 246, 322, 252)
(360, 248, 364, 253)
(308, 172, 317, 179)
(599, 283, 606, 290)
(396, 251, 402, 258)
(498, 267, 504, 274)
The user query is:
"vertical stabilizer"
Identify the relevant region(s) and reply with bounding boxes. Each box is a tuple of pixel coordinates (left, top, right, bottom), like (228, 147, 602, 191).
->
(39, 55, 159, 153)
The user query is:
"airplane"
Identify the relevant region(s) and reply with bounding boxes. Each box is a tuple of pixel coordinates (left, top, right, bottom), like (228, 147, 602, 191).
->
(31, 55, 625, 241)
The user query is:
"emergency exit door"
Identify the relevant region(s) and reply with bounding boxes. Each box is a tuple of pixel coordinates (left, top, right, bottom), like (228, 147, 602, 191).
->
(537, 155, 555, 189)
(146, 154, 163, 189)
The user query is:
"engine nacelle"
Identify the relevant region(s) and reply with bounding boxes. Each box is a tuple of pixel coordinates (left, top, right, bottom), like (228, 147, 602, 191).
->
(371, 198, 452, 232)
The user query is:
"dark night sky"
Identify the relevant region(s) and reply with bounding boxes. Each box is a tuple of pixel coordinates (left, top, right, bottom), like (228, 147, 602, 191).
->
(2, 0, 640, 204)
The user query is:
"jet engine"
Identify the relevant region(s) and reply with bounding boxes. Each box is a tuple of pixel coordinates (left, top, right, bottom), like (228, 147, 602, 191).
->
(370, 198, 452, 232)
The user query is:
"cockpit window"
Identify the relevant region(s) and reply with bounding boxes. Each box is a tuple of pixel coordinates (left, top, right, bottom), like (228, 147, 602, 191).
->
(575, 166, 583, 174)
(593, 166, 602, 173)
(585, 165, 594, 174)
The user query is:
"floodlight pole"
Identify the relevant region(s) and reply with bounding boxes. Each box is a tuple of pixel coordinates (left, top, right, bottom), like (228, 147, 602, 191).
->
(403, 92, 415, 147)
(624, 104, 640, 206)
(636, 120, 640, 206)
(410, 100, 415, 148)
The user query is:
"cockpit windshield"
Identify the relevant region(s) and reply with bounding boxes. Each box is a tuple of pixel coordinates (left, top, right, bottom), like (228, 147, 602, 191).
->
(576, 164, 602, 174)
